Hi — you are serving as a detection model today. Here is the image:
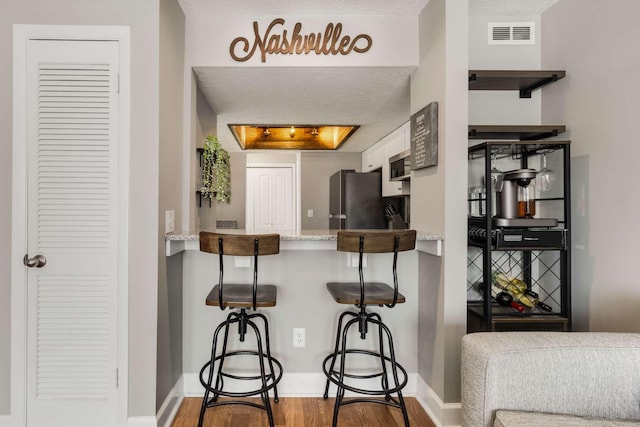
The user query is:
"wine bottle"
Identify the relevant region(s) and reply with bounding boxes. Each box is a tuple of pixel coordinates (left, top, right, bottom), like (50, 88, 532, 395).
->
(493, 273, 554, 312)
(523, 289, 553, 312)
(475, 282, 525, 313)
(493, 272, 535, 305)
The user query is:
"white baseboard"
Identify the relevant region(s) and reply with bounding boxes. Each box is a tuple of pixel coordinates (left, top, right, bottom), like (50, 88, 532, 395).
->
(127, 416, 157, 427)
(183, 372, 419, 397)
(0, 415, 10, 427)
(157, 375, 185, 427)
(415, 376, 462, 427)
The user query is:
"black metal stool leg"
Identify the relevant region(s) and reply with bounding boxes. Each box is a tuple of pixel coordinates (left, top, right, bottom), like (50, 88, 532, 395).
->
(211, 312, 238, 401)
(376, 318, 410, 427)
(252, 312, 280, 403)
(369, 312, 392, 401)
(247, 318, 275, 427)
(198, 312, 236, 427)
(332, 383, 346, 427)
(324, 311, 357, 399)
(331, 316, 360, 427)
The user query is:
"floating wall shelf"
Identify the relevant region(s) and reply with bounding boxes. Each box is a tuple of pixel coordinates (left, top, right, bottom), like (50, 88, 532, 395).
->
(468, 70, 566, 98)
(468, 125, 566, 141)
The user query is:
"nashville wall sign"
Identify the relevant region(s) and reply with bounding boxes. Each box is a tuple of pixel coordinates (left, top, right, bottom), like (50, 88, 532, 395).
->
(230, 18, 373, 63)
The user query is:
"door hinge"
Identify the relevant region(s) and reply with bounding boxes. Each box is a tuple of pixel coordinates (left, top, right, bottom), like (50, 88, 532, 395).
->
(116, 73, 120, 94)
(116, 368, 119, 388)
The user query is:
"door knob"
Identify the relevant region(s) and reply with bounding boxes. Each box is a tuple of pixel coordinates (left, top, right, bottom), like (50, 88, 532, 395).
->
(23, 254, 47, 268)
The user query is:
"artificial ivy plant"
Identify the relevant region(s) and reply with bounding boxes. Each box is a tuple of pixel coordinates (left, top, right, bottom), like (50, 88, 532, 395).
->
(201, 135, 231, 203)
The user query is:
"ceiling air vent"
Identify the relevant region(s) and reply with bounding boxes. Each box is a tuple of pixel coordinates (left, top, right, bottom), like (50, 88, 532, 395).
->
(488, 22, 535, 45)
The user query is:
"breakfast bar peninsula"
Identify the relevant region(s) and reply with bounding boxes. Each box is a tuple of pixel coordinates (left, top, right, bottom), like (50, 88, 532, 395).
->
(166, 229, 443, 397)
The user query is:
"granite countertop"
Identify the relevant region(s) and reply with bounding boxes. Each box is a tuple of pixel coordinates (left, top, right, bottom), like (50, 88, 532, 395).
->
(165, 229, 443, 242)
(165, 229, 443, 257)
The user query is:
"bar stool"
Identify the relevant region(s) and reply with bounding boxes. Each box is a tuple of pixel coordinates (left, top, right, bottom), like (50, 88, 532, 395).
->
(198, 232, 283, 427)
(322, 229, 417, 427)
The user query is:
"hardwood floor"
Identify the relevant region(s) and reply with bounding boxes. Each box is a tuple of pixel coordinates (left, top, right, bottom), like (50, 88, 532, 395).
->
(171, 397, 436, 427)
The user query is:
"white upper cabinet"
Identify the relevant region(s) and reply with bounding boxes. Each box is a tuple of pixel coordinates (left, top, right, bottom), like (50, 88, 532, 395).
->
(381, 122, 411, 197)
(385, 126, 405, 159)
(361, 141, 383, 172)
(361, 121, 411, 196)
(402, 121, 411, 152)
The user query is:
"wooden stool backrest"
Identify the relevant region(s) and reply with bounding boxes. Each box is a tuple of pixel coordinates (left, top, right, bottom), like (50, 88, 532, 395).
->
(199, 232, 280, 311)
(199, 232, 280, 256)
(335, 230, 416, 309)
(336, 230, 416, 254)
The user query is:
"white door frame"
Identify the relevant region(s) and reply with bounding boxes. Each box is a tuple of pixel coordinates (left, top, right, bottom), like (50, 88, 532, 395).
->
(246, 162, 301, 234)
(11, 25, 130, 427)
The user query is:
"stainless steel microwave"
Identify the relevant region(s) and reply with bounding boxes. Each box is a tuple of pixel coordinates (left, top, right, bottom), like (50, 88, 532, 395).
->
(389, 150, 411, 181)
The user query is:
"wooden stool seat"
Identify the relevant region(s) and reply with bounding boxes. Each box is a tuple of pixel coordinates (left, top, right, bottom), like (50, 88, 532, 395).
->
(206, 284, 277, 308)
(326, 282, 405, 306)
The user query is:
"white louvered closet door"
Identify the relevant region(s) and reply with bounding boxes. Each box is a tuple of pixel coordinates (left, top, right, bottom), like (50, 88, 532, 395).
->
(25, 39, 119, 427)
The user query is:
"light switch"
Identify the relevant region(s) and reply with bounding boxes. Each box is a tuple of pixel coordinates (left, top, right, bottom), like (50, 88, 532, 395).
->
(307, 209, 314, 218)
(165, 210, 175, 233)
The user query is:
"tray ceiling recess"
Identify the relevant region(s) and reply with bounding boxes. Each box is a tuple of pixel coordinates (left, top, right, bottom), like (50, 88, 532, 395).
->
(228, 124, 359, 150)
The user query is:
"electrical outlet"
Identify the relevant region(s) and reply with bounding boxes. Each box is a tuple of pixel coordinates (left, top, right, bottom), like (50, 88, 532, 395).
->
(293, 328, 305, 348)
(165, 210, 175, 233)
(348, 253, 367, 268)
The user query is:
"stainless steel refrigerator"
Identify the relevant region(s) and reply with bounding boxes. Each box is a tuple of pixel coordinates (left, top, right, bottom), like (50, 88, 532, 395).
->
(329, 170, 387, 230)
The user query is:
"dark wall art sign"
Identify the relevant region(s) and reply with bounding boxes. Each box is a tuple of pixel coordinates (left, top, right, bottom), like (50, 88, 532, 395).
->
(230, 18, 373, 63)
(410, 102, 438, 170)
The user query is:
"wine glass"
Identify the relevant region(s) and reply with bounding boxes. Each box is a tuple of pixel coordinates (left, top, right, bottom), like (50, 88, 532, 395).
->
(538, 152, 556, 192)
(490, 153, 503, 193)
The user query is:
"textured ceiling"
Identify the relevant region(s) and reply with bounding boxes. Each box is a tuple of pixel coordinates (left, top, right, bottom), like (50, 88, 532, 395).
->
(182, 0, 560, 152)
(178, 0, 429, 17)
(470, 0, 559, 16)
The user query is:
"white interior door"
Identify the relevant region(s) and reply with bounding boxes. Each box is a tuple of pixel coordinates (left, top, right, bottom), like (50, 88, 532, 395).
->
(247, 166, 295, 233)
(23, 38, 120, 427)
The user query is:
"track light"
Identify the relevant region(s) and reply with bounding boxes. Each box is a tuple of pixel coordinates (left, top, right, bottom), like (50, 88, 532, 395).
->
(289, 126, 295, 138)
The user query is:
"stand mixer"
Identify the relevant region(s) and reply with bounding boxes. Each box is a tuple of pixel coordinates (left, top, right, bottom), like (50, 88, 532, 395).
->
(494, 169, 558, 227)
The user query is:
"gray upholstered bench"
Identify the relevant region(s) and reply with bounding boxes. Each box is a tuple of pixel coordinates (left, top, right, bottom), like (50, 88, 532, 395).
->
(461, 332, 640, 427)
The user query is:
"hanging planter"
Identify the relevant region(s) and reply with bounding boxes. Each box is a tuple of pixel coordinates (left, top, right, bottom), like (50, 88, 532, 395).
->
(201, 135, 231, 204)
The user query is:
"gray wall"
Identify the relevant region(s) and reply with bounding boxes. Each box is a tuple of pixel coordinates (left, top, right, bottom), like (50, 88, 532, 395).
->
(1, 0, 160, 418)
(157, 0, 185, 411)
(195, 86, 218, 229)
(300, 152, 362, 229)
(411, 0, 468, 404)
(0, 6, 13, 416)
(215, 151, 247, 229)
(542, 0, 640, 333)
(468, 14, 542, 129)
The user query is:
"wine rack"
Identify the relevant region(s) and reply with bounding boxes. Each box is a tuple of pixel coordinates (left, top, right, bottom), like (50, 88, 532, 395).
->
(466, 141, 571, 332)
(467, 69, 570, 332)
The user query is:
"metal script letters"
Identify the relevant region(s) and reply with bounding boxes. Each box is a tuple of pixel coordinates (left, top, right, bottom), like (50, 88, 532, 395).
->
(230, 18, 373, 63)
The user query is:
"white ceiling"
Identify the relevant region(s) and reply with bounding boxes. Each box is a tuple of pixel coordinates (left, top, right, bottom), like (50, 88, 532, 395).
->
(470, 0, 559, 16)
(181, 0, 560, 152)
